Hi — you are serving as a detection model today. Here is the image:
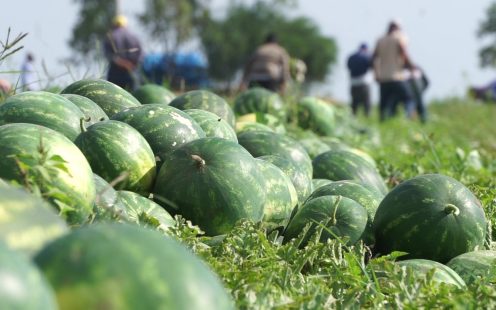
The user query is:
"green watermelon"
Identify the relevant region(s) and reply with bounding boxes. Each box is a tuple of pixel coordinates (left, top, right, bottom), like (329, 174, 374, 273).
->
(397, 259, 466, 288)
(255, 159, 298, 228)
(235, 121, 274, 134)
(283, 195, 368, 246)
(132, 84, 175, 105)
(185, 109, 238, 142)
(446, 250, 496, 284)
(111, 104, 206, 162)
(0, 123, 96, 224)
(35, 223, 235, 309)
(61, 79, 141, 117)
(259, 155, 313, 204)
(298, 137, 332, 159)
(61, 93, 109, 125)
(297, 97, 335, 136)
(374, 174, 487, 263)
(0, 184, 68, 257)
(93, 173, 128, 221)
(311, 179, 333, 191)
(116, 190, 175, 231)
(236, 112, 286, 134)
(169, 90, 235, 128)
(0, 242, 57, 310)
(75, 120, 156, 194)
(0, 91, 86, 141)
(306, 180, 383, 245)
(233, 87, 286, 120)
(153, 137, 265, 236)
(237, 130, 313, 179)
(312, 150, 388, 196)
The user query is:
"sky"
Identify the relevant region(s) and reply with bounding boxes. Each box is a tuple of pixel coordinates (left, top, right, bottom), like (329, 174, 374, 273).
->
(1, 0, 495, 102)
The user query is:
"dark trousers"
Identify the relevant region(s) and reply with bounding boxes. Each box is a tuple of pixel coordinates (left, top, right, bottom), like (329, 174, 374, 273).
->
(379, 80, 414, 121)
(249, 80, 281, 92)
(107, 63, 137, 91)
(350, 84, 371, 116)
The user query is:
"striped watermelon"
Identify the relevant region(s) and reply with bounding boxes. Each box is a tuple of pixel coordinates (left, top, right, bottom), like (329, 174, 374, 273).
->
(35, 223, 235, 309)
(446, 250, 496, 284)
(397, 259, 466, 288)
(237, 130, 313, 179)
(255, 159, 298, 228)
(233, 87, 286, 120)
(297, 97, 335, 136)
(93, 173, 128, 221)
(153, 137, 265, 236)
(0, 242, 57, 310)
(235, 121, 275, 134)
(305, 180, 383, 244)
(312, 150, 387, 196)
(61, 79, 141, 117)
(185, 109, 238, 142)
(236, 112, 286, 134)
(258, 155, 313, 204)
(0, 91, 86, 141)
(298, 137, 332, 159)
(116, 190, 175, 231)
(0, 184, 68, 257)
(132, 84, 175, 105)
(0, 123, 96, 224)
(75, 120, 156, 194)
(111, 104, 206, 162)
(169, 90, 235, 128)
(61, 93, 109, 125)
(374, 174, 487, 263)
(283, 195, 368, 246)
(311, 178, 333, 191)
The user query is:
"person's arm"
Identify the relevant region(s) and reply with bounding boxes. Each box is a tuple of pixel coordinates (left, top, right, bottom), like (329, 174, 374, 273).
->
(372, 44, 380, 81)
(398, 40, 414, 70)
(280, 49, 291, 92)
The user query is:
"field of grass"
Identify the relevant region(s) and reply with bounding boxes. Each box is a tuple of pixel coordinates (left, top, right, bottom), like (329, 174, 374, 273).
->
(171, 98, 496, 309)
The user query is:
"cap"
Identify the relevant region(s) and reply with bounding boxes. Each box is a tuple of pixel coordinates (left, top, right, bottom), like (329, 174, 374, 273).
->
(112, 15, 128, 28)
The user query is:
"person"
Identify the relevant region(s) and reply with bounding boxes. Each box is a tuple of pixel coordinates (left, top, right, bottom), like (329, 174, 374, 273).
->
(240, 33, 291, 93)
(20, 53, 38, 91)
(406, 66, 429, 122)
(347, 43, 372, 117)
(469, 80, 496, 103)
(103, 15, 143, 91)
(372, 20, 415, 121)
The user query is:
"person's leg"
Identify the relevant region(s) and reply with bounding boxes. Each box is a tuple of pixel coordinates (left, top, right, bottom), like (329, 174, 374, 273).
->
(379, 83, 388, 121)
(363, 84, 371, 117)
(396, 81, 415, 119)
(351, 86, 359, 115)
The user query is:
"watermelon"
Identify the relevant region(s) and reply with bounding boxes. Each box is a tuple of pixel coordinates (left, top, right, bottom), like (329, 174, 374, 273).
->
(35, 223, 235, 309)
(75, 120, 156, 194)
(397, 259, 466, 288)
(132, 84, 175, 105)
(305, 180, 383, 244)
(185, 109, 238, 142)
(0, 123, 96, 224)
(255, 159, 298, 228)
(233, 87, 286, 120)
(169, 90, 235, 128)
(0, 91, 86, 141)
(111, 104, 206, 162)
(236, 112, 286, 134)
(259, 155, 313, 204)
(116, 190, 175, 231)
(61, 93, 109, 125)
(237, 130, 313, 179)
(447, 250, 496, 284)
(374, 174, 487, 263)
(297, 96, 335, 136)
(153, 137, 265, 236)
(235, 121, 274, 134)
(298, 137, 332, 159)
(312, 150, 388, 196)
(0, 242, 57, 310)
(61, 79, 141, 117)
(0, 184, 68, 257)
(283, 195, 368, 246)
(311, 179, 333, 191)
(93, 173, 128, 221)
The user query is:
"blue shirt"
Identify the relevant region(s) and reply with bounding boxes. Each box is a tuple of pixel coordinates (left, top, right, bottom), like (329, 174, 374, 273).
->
(347, 51, 371, 78)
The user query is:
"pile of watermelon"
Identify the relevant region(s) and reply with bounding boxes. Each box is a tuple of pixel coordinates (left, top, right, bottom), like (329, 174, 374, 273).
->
(0, 79, 493, 308)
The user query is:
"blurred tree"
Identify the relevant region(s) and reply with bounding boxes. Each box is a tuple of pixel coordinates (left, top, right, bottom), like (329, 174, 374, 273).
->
(69, 0, 117, 58)
(199, 1, 337, 84)
(478, 3, 496, 67)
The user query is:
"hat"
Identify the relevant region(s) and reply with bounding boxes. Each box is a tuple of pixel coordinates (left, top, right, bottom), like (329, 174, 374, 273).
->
(112, 15, 128, 28)
(359, 43, 368, 50)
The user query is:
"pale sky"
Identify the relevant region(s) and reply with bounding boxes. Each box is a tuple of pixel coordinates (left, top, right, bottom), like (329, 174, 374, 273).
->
(1, 0, 495, 102)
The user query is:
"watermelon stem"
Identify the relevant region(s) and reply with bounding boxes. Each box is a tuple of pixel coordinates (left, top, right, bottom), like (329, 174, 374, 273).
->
(444, 204, 460, 216)
(191, 154, 206, 170)
(79, 116, 91, 132)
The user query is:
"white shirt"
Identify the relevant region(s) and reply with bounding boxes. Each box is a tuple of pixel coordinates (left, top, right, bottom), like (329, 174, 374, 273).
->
(20, 61, 38, 91)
